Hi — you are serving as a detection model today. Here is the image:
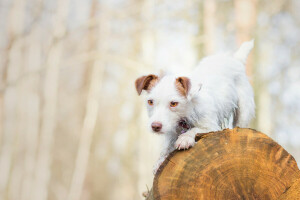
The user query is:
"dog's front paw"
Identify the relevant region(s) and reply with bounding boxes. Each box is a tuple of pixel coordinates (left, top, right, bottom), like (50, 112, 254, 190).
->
(175, 134, 195, 150)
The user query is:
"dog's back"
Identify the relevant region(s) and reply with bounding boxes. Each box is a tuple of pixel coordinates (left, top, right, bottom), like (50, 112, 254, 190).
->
(189, 41, 255, 128)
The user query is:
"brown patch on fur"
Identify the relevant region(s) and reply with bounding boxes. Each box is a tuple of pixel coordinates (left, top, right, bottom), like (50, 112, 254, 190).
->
(175, 77, 191, 97)
(135, 74, 159, 95)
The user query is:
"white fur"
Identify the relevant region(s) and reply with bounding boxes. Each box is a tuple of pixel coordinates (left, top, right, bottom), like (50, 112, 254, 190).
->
(234, 40, 254, 64)
(141, 41, 255, 174)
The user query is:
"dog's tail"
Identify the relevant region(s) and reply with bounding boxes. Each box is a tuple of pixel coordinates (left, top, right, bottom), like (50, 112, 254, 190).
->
(234, 39, 254, 64)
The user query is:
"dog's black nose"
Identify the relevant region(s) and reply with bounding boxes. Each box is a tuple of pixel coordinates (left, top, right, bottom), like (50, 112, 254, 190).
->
(151, 122, 162, 132)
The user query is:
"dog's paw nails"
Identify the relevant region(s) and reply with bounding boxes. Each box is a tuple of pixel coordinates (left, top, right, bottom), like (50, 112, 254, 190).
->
(175, 135, 195, 150)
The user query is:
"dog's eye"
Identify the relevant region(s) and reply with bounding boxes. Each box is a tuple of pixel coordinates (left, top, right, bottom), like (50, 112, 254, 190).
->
(170, 101, 178, 107)
(148, 100, 154, 106)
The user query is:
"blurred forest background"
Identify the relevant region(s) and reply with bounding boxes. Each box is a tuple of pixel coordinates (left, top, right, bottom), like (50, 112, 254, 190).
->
(0, 0, 300, 199)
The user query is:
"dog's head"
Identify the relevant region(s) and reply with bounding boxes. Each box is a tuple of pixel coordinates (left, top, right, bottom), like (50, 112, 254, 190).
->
(135, 74, 192, 135)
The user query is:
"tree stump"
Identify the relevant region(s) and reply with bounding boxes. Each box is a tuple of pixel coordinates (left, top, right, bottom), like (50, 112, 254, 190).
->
(146, 128, 300, 200)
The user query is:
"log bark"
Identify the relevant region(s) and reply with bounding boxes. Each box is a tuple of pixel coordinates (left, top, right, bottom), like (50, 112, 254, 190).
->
(146, 128, 300, 200)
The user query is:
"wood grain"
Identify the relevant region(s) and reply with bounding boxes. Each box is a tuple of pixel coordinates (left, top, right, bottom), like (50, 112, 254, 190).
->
(279, 177, 300, 200)
(146, 128, 300, 200)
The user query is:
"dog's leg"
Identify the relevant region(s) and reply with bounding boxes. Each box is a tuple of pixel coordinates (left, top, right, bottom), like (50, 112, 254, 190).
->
(153, 154, 168, 175)
(235, 77, 255, 127)
(175, 127, 207, 150)
(153, 135, 177, 174)
(153, 148, 174, 175)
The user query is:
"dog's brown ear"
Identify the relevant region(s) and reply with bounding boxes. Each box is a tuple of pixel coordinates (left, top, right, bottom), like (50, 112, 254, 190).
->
(175, 77, 191, 97)
(135, 74, 158, 95)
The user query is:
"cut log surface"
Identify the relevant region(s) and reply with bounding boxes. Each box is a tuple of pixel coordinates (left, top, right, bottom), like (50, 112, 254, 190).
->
(146, 128, 300, 200)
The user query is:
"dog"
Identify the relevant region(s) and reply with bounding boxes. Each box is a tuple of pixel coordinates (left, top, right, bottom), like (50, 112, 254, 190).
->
(135, 40, 255, 174)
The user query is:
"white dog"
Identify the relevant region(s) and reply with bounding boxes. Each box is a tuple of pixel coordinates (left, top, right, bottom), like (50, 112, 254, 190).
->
(135, 40, 255, 174)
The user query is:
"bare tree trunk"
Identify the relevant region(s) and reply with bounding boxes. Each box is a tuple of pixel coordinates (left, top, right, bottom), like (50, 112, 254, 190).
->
(140, 0, 154, 66)
(0, 0, 25, 198)
(203, 0, 216, 54)
(20, 29, 42, 200)
(33, 42, 61, 200)
(234, 0, 256, 76)
(67, 2, 107, 200)
(32, 0, 70, 199)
